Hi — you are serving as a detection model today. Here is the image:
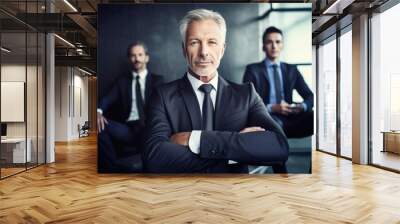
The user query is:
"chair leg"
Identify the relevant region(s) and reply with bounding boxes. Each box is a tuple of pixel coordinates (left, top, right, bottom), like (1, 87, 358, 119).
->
(249, 166, 270, 174)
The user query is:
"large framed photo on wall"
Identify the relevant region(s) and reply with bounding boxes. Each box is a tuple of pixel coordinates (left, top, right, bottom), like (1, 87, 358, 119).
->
(97, 3, 313, 174)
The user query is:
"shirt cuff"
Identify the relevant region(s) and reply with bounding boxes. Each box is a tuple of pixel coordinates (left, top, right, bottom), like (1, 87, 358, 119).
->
(189, 131, 237, 164)
(302, 103, 307, 112)
(267, 104, 273, 113)
(97, 108, 103, 114)
(188, 130, 201, 154)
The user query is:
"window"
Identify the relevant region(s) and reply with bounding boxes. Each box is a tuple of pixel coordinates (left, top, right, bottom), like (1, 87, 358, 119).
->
(0, 1, 46, 179)
(339, 29, 352, 158)
(317, 37, 337, 154)
(370, 2, 400, 171)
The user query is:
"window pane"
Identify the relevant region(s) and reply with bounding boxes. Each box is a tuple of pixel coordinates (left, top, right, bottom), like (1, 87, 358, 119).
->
(371, 3, 400, 171)
(1, 30, 28, 177)
(318, 38, 337, 154)
(340, 30, 352, 158)
(26, 30, 38, 169)
(38, 32, 46, 165)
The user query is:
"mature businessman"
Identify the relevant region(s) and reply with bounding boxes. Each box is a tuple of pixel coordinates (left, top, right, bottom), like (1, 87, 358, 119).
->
(98, 41, 164, 172)
(243, 26, 314, 138)
(143, 9, 289, 173)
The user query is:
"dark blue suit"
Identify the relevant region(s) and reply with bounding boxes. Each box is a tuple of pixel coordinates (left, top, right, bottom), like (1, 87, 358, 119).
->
(99, 72, 164, 123)
(98, 72, 164, 173)
(142, 75, 289, 173)
(243, 61, 314, 138)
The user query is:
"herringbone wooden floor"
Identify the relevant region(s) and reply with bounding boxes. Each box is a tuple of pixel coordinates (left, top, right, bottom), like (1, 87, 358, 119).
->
(1, 135, 400, 223)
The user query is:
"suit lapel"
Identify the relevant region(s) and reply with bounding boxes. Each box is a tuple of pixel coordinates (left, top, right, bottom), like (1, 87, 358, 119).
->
(280, 63, 290, 102)
(127, 73, 133, 111)
(259, 62, 269, 85)
(258, 61, 270, 103)
(214, 76, 229, 130)
(144, 72, 152, 103)
(178, 76, 202, 130)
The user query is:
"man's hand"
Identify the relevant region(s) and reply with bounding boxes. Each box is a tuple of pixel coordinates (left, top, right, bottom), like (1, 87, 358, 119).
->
(271, 101, 296, 116)
(240, 126, 265, 133)
(97, 112, 108, 133)
(170, 132, 191, 146)
(290, 103, 304, 114)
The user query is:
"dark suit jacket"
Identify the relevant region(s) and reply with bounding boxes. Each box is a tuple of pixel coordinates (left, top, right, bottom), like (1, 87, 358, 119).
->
(243, 61, 314, 111)
(142, 75, 289, 173)
(99, 72, 164, 122)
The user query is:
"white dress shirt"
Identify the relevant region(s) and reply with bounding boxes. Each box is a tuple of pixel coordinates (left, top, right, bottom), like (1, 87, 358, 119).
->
(186, 72, 237, 164)
(97, 69, 147, 122)
(127, 69, 148, 121)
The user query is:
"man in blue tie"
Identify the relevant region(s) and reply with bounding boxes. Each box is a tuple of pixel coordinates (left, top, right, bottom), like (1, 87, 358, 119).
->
(243, 26, 314, 138)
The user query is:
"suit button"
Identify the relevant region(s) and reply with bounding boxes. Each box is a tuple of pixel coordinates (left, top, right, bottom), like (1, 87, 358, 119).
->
(211, 149, 217, 155)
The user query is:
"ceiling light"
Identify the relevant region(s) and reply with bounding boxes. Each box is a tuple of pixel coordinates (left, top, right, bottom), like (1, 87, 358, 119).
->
(1, 47, 11, 53)
(322, 0, 354, 15)
(323, 0, 340, 14)
(78, 67, 92, 76)
(63, 0, 78, 12)
(54, 34, 75, 48)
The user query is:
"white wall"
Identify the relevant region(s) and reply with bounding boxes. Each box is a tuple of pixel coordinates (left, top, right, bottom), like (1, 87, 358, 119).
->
(1, 65, 40, 137)
(55, 66, 69, 141)
(71, 72, 89, 138)
(55, 67, 89, 141)
(1, 63, 46, 164)
(1, 65, 26, 130)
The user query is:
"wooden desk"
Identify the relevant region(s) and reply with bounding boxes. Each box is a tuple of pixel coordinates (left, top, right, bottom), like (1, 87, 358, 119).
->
(1, 138, 31, 163)
(382, 131, 400, 154)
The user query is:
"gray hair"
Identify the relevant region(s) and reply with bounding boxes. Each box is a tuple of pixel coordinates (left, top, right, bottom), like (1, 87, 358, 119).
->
(179, 9, 227, 47)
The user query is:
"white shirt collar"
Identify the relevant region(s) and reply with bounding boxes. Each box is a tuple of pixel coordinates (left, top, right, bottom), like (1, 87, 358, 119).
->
(186, 71, 219, 92)
(264, 57, 281, 68)
(132, 69, 148, 80)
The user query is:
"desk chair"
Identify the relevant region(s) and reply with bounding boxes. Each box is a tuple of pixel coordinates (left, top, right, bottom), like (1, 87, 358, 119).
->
(78, 121, 90, 138)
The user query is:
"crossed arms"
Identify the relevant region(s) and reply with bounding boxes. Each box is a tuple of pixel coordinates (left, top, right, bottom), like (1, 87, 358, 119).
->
(142, 84, 289, 173)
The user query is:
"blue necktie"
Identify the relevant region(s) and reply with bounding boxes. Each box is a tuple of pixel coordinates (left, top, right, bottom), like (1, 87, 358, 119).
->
(272, 64, 283, 103)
